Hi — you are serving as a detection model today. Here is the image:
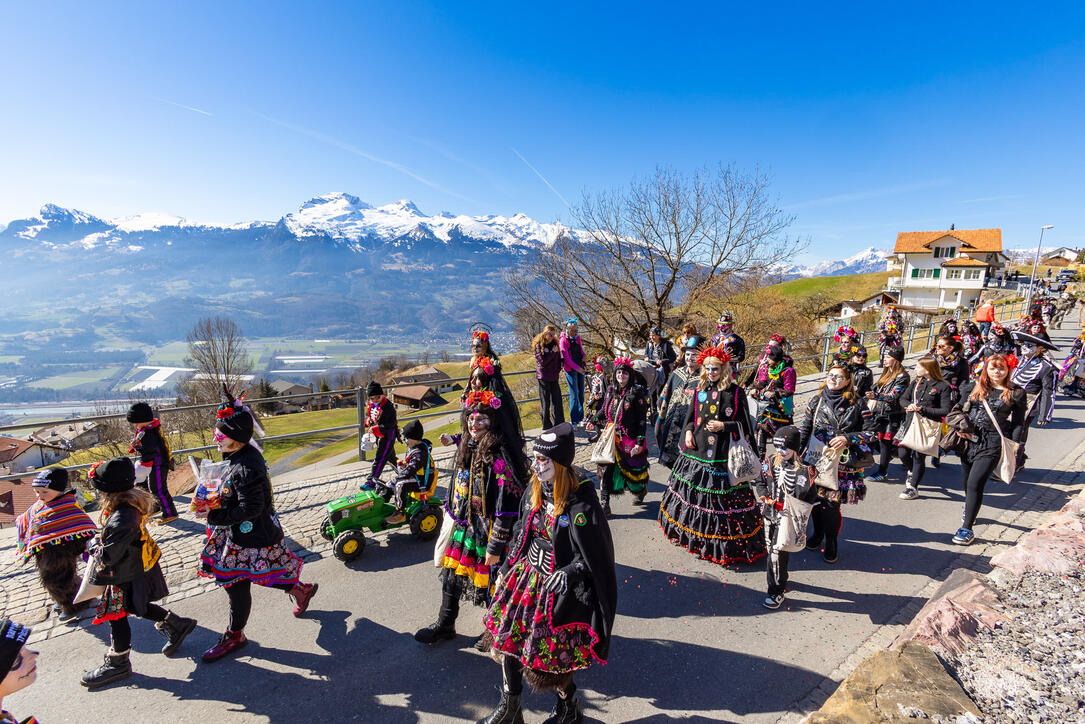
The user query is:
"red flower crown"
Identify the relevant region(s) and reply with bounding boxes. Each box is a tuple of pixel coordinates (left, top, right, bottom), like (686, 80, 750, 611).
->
(696, 346, 731, 366)
(464, 390, 501, 409)
(613, 357, 634, 369)
(471, 356, 496, 375)
(472, 330, 489, 341)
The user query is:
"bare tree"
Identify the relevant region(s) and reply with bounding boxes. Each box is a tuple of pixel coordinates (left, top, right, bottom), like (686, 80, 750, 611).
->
(183, 317, 253, 401)
(504, 164, 802, 352)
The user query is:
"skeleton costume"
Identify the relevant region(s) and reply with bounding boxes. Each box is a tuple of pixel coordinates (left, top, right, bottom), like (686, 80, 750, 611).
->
(709, 312, 746, 370)
(1011, 336, 1059, 436)
(479, 423, 616, 724)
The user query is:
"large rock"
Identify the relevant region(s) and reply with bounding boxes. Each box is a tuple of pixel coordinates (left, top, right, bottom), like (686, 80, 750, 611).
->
(892, 568, 1005, 655)
(989, 508, 1085, 577)
(807, 641, 980, 723)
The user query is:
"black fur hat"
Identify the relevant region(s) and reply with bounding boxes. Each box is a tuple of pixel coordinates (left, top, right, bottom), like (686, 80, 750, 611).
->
(126, 401, 154, 424)
(32, 467, 70, 492)
(89, 457, 135, 493)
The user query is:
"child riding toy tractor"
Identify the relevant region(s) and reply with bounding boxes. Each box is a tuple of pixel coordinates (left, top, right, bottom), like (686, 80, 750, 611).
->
(319, 476, 443, 562)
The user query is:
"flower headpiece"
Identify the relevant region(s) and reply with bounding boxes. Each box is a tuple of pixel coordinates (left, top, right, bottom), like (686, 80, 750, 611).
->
(464, 390, 501, 410)
(716, 311, 734, 329)
(472, 330, 489, 341)
(769, 334, 784, 345)
(696, 346, 731, 366)
(834, 325, 857, 343)
(613, 356, 634, 370)
(471, 355, 496, 376)
(885, 320, 899, 334)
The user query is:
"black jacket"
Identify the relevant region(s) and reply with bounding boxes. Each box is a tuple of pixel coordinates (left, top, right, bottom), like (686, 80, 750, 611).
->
(91, 503, 148, 586)
(937, 354, 971, 401)
(899, 377, 953, 434)
(849, 364, 874, 398)
(872, 369, 911, 421)
(206, 444, 284, 548)
(957, 382, 1028, 453)
(502, 476, 617, 663)
(798, 391, 877, 455)
(645, 339, 678, 380)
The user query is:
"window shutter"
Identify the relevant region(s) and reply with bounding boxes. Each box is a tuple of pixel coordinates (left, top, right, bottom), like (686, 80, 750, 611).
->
(911, 268, 919, 278)
(948, 248, 956, 258)
(933, 269, 941, 278)
(933, 248, 940, 258)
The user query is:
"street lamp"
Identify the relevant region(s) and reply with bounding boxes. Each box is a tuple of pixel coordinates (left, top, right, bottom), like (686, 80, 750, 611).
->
(1024, 224, 1054, 311)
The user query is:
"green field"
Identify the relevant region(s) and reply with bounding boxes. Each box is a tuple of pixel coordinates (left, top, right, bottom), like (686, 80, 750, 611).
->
(27, 366, 125, 390)
(766, 271, 891, 300)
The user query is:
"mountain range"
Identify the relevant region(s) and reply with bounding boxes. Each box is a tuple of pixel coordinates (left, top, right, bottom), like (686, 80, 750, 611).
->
(0, 193, 889, 349)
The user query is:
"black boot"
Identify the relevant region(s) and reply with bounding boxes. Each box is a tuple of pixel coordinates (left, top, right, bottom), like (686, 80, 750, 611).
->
(599, 487, 612, 519)
(415, 589, 459, 644)
(543, 690, 584, 724)
(823, 535, 838, 564)
(81, 649, 131, 689)
(477, 689, 525, 724)
(156, 611, 197, 657)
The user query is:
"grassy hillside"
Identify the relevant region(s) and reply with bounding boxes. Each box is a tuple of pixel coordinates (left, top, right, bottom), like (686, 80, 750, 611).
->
(766, 271, 891, 301)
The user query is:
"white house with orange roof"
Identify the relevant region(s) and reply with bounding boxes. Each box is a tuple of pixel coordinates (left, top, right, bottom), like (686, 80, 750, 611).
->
(887, 228, 1008, 309)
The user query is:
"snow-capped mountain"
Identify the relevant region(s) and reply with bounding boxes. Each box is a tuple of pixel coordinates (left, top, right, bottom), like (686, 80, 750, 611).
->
(781, 246, 891, 278)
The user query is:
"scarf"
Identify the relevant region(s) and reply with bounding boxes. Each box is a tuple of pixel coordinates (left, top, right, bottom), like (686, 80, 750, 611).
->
(15, 491, 97, 562)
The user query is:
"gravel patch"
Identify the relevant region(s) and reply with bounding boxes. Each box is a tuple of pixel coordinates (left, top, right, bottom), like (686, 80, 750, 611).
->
(949, 568, 1085, 723)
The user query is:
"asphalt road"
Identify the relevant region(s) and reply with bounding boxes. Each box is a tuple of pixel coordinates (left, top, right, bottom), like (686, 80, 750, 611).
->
(7, 321, 1085, 723)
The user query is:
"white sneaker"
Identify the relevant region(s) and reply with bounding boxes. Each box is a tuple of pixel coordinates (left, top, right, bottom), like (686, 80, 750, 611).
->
(899, 486, 919, 500)
(763, 594, 785, 609)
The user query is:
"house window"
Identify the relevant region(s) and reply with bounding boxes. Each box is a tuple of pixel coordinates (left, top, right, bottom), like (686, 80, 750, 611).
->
(965, 269, 982, 280)
(933, 246, 957, 258)
(910, 268, 940, 279)
(946, 269, 962, 280)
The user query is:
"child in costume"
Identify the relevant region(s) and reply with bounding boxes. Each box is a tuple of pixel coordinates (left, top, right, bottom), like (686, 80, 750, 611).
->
(81, 457, 196, 689)
(127, 402, 177, 522)
(15, 468, 97, 620)
(362, 381, 399, 489)
(753, 425, 817, 610)
(480, 422, 617, 724)
(198, 390, 318, 663)
(384, 419, 435, 525)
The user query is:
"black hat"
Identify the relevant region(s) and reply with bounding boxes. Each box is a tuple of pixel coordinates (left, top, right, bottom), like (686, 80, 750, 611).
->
(0, 617, 32, 675)
(215, 404, 254, 444)
(366, 380, 383, 397)
(650, 326, 663, 337)
(886, 346, 905, 362)
(32, 467, 69, 492)
(89, 457, 135, 493)
(772, 425, 802, 454)
(402, 419, 424, 441)
(533, 422, 575, 469)
(126, 402, 154, 424)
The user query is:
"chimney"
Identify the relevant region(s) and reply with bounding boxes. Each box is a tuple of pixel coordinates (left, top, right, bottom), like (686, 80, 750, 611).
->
(950, 223, 955, 230)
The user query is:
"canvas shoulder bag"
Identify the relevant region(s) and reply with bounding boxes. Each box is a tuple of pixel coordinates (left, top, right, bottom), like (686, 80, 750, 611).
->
(727, 387, 760, 483)
(982, 398, 1021, 484)
(899, 382, 942, 457)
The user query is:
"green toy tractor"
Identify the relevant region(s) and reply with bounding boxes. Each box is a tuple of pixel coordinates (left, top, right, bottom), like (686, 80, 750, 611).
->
(319, 481, 444, 562)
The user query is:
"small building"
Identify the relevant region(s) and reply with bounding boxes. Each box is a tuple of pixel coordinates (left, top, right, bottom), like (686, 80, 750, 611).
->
(390, 365, 455, 394)
(1040, 253, 1073, 267)
(390, 384, 444, 411)
(888, 228, 1008, 309)
(1042, 247, 1078, 263)
(0, 436, 67, 471)
(0, 474, 38, 527)
(858, 291, 899, 312)
(30, 421, 102, 451)
(816, 300, 864, 322)
(269, 380, 311, 399)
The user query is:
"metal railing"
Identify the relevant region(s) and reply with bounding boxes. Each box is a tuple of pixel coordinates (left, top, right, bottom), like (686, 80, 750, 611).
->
(0, 299, 1043, 483)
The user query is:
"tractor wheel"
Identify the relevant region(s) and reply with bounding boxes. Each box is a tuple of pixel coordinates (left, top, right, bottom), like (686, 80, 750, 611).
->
(410, 506, 442, 541)
(318, 515, 335, 542)
(333, 530, 366, 562)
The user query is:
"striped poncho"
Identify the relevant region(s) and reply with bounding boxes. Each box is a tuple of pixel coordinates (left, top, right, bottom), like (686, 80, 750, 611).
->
(15, 491, 97, 562)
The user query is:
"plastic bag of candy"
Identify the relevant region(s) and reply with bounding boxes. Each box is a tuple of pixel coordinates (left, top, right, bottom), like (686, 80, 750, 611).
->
(189, 456, 231, 513)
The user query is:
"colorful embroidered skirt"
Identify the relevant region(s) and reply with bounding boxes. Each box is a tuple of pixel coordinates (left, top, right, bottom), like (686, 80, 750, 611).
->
(198, 527, 302, 587)
(484, 560, 600, 674)
(658, 452, 766, 565)
(817, 467, 867, 505)
(93, 563, 169, 624)
(438, 513, 492, 605)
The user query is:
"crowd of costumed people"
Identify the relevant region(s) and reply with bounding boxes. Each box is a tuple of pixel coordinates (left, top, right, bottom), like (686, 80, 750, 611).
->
(5, 295, 1081, 723)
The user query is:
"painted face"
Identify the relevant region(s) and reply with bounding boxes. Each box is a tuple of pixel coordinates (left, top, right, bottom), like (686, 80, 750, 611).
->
(368, 395, 383, 405)
(470, 371, 485, 391)
(467, 412, 491, 439)
(684, 350, 698, 367)
(615, 368, 630, 386)
(472, 338, 486, 353)
(1019, 342, 1038, 357)
(3, 646, 38, 694)
(532, 454, 555, 482)
(825, 370, 848, 390)
(704, 362, 723, 382)
(851, 352, 867, 364)
(213, 429, 235, 453)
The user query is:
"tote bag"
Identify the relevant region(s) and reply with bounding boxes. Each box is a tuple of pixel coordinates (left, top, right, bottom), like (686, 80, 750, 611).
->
(811, 446, 841, 491)
(726, 388, 760, 483)
(898, 385, 942, 457)
(982, 399, 1021, 484)
(73, 550, 105, 605)
(589, 421, 618, 465)
(433, 510, 455, 567)
(774, 494, 815, 552)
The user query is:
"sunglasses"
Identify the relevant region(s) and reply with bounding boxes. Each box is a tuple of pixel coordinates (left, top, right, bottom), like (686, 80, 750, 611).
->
(826, 374, 846, 382)
(212, 431, 228, 442)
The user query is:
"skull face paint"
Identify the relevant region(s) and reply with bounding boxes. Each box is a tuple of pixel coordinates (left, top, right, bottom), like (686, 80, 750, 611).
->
(704, 364, 722, 382)
(467, 412, 491, 439)
(532, 454, 555, 482)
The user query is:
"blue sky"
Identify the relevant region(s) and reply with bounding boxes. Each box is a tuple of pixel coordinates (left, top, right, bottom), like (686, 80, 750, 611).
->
(2, 2, 1084, 262)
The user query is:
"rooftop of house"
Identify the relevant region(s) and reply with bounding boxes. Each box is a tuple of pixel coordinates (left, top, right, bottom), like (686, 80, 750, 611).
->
(0, 436, 44, 465)
(390, 384, 438, 401)
(390, 365, 451, 382)
(941, 257, 989, 267)
(894, 228, 1002, 254)
(0, 476, 38, 525)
